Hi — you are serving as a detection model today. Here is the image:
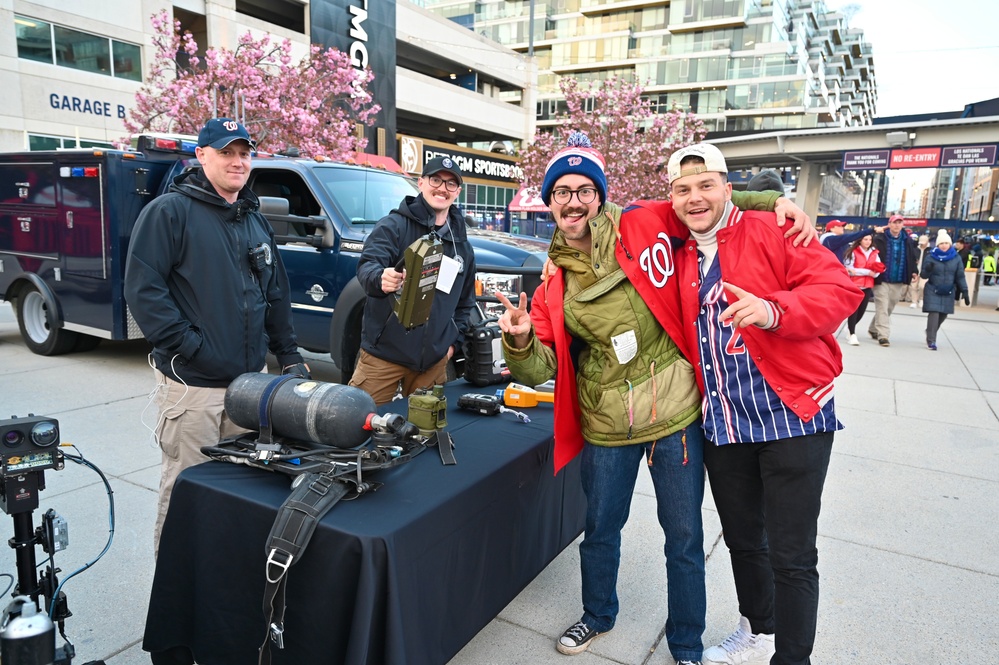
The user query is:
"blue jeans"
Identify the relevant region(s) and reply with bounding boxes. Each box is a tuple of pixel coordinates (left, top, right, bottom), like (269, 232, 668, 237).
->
(578, 423, 706, 662)
(703, 432, 833, 665)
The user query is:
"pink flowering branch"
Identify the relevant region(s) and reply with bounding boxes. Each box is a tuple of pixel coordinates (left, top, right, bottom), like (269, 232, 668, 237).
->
(123, 10, 379, 159)
(521, 76, 707, 204)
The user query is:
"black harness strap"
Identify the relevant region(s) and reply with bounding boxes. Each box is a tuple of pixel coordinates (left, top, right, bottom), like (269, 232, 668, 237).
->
(258, 470, 351, 665)
(428, 429, 457, 465)
(234, 380, 447, 663)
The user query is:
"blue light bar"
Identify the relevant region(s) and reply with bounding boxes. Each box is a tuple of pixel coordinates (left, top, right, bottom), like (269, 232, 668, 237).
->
(180, 140, 198, 153)
(70, 167, 85, 177)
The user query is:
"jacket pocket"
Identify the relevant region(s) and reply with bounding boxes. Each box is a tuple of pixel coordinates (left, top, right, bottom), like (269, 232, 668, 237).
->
(933, 283, 954, 296)
(585, 357, 700, 440)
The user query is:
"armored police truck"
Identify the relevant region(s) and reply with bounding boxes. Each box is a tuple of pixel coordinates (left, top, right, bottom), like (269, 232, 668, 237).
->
(0, 136, 545, 379)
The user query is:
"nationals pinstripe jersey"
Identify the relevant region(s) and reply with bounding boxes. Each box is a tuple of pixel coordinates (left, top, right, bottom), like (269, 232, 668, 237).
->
(695, 253, 841, 445)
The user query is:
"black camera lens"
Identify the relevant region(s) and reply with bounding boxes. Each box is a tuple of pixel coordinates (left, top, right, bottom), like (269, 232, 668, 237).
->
(3, 429, 24, 447)
(30, 422, 59, 447)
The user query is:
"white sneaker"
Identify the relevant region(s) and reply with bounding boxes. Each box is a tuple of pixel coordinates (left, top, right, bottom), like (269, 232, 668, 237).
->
(909, 302, 917, 308)
(847, 334, 859, 346)
(703, 616, 775, 665)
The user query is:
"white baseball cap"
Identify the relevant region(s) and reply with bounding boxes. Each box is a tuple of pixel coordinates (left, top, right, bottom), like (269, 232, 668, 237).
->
(667, 143, 728, 182)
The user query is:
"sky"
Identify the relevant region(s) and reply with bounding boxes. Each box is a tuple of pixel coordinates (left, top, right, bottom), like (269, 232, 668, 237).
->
(826, 0, 999, 118)
(823, 1, 999, 214)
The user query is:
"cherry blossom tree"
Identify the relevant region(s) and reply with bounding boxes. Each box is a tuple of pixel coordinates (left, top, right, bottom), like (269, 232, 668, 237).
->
(520, 76, 707, 204)
(124, 10, 379, 159)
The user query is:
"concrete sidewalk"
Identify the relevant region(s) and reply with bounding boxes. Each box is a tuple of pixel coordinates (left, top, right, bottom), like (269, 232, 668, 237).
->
(0, 287, 997, 665)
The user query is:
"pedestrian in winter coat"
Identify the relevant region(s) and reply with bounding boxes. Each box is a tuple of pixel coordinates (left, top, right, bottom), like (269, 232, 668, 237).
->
(868, 214, 918, 346)
(844, 233, 885, 345)
(908, 234, 930, 307)
(921, 230, 969, 350)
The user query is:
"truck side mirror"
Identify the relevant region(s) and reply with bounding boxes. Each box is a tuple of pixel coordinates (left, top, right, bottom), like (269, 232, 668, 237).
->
(306, 215, 334, 249)
(258, 196, 290, 216)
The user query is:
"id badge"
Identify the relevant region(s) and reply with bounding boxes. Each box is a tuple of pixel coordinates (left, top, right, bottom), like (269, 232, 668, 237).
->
(436, 254, 461, 294)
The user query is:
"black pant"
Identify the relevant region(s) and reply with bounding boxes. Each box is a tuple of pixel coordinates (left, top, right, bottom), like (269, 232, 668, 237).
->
(846, 287, 872, 334)
(704, 432, 834, 665)
(926, 311, 948, 344)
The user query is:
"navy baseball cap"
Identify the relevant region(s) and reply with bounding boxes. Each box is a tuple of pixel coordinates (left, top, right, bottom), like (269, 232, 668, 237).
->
(421, 156, 463, 186)
(197, 118, 255, 150)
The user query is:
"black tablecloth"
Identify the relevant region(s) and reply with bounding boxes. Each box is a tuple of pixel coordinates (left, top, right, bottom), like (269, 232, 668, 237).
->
(143, 381, 584, 665)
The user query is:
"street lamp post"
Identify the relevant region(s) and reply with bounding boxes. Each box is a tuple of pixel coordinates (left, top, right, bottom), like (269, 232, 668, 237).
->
(528, 0, 535, 57)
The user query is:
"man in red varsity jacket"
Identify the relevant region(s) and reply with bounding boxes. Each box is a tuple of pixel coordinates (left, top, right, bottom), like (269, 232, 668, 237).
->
(627, 143, 862, 665)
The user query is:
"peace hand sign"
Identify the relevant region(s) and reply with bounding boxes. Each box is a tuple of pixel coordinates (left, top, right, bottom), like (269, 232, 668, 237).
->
(496, 291, 532, 348)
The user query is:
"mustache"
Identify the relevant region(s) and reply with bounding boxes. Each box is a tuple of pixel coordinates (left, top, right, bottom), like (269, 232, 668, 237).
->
(558, 206, 589, 218)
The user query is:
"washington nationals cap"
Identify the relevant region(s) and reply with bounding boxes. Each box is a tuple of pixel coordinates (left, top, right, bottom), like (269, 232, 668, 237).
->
(197, 118, 255, 150)
(421, 156, 463, 186)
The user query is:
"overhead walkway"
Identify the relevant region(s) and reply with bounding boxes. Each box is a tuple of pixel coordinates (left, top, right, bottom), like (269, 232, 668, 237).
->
(707, 115, 999, 228)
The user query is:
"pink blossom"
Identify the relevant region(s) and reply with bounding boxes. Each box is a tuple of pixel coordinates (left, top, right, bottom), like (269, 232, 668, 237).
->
(520, 76, 707, 204)
(123, 10, 378, 158)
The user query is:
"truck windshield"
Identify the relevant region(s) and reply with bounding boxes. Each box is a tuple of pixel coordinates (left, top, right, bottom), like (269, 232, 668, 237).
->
(314, 166, 418, 226)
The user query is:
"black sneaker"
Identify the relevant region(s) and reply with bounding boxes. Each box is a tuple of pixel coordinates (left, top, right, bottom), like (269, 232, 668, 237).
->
(868, 330, 879, 340)
(557, 620, 605, 655)
(878, 337, 890, 347)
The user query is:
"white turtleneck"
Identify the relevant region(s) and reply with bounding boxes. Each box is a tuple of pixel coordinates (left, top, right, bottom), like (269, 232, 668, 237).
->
(689, 202, 731, 275)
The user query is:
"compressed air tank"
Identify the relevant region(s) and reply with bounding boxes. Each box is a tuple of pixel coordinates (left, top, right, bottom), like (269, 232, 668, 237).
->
(0, 597, 55, 665)
(224, 374, 377, 449)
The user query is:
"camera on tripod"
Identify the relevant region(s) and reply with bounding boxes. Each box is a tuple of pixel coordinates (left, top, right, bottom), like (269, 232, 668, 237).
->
(1, 415, 64, 514)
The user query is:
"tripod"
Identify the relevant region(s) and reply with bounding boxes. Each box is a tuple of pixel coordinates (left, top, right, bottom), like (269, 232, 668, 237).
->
(1, 469, 72, 665)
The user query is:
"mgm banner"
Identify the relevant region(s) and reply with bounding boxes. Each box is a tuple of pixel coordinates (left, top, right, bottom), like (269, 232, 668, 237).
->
(311, 0, 397, 158)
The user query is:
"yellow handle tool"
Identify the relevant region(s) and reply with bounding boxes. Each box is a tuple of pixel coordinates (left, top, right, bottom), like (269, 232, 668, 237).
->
(502, 383, 555, 408)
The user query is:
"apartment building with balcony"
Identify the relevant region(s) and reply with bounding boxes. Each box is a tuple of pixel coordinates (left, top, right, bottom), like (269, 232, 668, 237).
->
(422, 0, 877, 136)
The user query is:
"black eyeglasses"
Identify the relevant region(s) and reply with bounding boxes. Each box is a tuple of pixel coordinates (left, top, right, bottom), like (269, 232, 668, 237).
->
(551, 187, 598, 205)
(427, 174, 460, 192)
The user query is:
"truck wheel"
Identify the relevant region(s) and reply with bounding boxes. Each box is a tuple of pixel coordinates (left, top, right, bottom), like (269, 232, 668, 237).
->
(16, 285, 79, 355)
(334, 308, 364, 384)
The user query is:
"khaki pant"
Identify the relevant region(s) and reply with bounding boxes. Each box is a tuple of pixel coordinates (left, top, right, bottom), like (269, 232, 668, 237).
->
(907, 276, 927, 304)
(868, 282, 909, 341)
(152, 369, 252, 555)
(348, 349, 448, 406)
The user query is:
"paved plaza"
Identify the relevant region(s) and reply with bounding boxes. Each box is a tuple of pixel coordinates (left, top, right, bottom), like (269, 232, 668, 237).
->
(1, 288, 997, 664)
